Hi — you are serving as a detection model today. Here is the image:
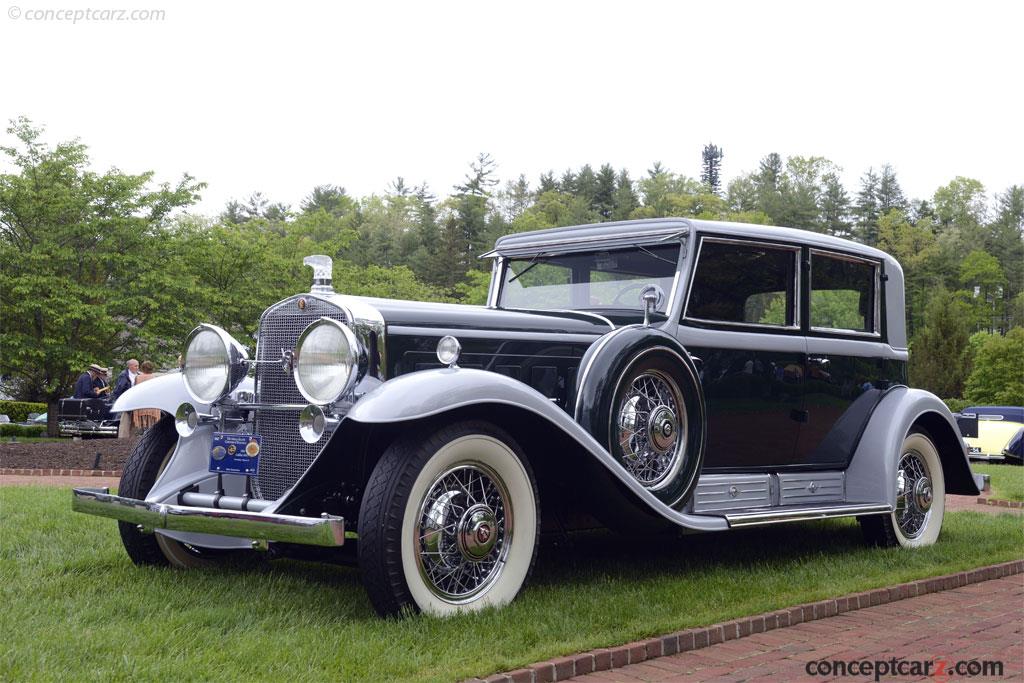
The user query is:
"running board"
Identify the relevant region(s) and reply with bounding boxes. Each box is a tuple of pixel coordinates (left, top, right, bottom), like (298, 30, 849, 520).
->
(725, 503, 891, 528)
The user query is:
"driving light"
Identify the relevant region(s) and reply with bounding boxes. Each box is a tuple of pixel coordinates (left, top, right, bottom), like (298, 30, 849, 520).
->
(294, 318, 361, 405)
(299, 404, 326, 443)
(175, 402, 199, 437)
(436, 335, 461, 367)
(182, 324, 249, 404)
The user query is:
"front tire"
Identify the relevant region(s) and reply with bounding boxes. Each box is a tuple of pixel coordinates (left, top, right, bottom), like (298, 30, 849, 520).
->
(358, 421, 539, 617)
(117, 415, 250, 568)
(860, 429, 945, 548)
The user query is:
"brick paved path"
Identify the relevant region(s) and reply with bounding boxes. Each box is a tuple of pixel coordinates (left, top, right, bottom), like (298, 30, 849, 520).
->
(571, 575, 1023, 682)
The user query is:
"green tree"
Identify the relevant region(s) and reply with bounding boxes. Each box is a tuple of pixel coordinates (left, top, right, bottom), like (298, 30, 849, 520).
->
(876, 164, 908, 215)
(611, 169, 639, 220)
(701, 143, 724, 195)
(0, 118, 202, 422)
(854, 168, 880, 245)
(959, 250, 1007, 332)
(908, 288, 972, 398)
(819, 172, 851, 238)
(964, 328, 1024, 404)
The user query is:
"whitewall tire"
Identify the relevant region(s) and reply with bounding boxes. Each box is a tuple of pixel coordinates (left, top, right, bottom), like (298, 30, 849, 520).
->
(358, 421, 539, 617)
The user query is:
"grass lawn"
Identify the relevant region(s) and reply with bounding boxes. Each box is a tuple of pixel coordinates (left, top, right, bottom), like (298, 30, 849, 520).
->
(1, 486, 1021, 682)
(973, 463, 1024, 501)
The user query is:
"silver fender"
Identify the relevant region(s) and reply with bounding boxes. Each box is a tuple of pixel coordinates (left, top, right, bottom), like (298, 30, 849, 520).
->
(845, 387, 980, 506)
(112, 373, 257, 550)
(111, 373, 254, 415)
(346, 367, 728, 532)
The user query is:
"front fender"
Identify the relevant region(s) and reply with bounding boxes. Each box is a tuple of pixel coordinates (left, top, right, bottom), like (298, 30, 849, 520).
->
(846, 387, 980, 505)
(343, 367, 727, 532)
(111, 373, 254, 415)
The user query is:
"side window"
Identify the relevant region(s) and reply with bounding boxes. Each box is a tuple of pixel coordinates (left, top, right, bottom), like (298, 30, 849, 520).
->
(685, 240, 797, 327)
(810, 252, 877, 333)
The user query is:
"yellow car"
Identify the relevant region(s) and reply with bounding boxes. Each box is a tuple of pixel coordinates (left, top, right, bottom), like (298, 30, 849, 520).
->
(963, 406, 1024, 461)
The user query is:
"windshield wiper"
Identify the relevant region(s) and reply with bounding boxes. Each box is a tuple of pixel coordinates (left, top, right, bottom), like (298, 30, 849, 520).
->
(508, 252, 549, 282)
(634, 244, 677, 266)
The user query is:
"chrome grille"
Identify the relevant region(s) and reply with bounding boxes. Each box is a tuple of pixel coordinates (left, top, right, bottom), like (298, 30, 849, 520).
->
(253, 296, 346, 500)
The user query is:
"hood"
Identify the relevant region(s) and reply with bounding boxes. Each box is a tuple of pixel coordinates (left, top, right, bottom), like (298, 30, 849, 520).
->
(353, 297, 617, 336)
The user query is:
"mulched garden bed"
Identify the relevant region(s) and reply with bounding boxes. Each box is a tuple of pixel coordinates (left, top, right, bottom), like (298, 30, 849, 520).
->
(0, 437, 137, 471)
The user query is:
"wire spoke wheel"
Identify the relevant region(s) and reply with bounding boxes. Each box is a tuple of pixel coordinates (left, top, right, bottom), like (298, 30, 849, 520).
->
(414, 462, 513, 602)
(615, 369, 687, 488)
(894, 450, 934, 539)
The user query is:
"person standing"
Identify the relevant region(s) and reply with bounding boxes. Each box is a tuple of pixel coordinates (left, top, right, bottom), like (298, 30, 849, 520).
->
(110, 359, 139, 402)
(131, 361, 162, 433)
(73, 364, 109, 398)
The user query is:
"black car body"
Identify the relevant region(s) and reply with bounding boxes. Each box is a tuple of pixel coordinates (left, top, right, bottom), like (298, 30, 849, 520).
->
(73, 218, 980, 616)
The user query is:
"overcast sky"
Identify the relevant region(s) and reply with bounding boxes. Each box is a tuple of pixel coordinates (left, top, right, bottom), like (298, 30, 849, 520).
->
(2, 0, 1021, 215)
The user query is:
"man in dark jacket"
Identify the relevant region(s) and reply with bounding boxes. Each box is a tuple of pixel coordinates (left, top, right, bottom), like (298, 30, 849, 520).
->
(73, 364, 109, 398)
(110, 359, 139, 401)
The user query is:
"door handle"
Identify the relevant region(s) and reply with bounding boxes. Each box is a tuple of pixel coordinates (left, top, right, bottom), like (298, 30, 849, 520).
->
(808, 356, 830, 367)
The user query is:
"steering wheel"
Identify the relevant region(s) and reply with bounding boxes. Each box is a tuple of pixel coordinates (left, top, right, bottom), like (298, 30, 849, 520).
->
(612, 282, 664, 308)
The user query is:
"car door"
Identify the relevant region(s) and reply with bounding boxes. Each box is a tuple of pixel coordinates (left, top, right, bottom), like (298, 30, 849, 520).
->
(794, 249, 906, 467)
(678, 236, 807, 471)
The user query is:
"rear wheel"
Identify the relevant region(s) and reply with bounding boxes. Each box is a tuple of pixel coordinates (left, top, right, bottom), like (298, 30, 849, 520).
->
(358, 420, 539, 617)
(860, 429, 945, 548)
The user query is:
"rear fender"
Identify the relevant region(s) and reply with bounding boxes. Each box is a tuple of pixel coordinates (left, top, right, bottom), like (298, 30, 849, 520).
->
(846, 387, 980, 506)
(326, 367, 727, 532)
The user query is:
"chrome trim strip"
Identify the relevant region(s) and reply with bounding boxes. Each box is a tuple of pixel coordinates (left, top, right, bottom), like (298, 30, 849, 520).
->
(572, 325, 639, 421)
(723, 502, 891, 527)
(72, 487, 346, 547)
(386, 326, 602, 343)
(681, 236, 802, 331)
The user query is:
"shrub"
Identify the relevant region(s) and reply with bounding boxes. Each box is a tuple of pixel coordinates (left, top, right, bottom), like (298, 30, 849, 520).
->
(0, 424, 46, 438)
(0, 400, 47, 423)
(965, 328, 1024, 405)
(943, 398, 971, 413)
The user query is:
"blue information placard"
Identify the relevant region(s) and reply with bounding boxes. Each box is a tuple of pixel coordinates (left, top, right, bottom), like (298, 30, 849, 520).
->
(209, 432, 261, 476)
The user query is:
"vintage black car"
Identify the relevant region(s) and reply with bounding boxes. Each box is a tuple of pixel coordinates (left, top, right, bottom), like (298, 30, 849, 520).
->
(73, 218, 980, 617)
(57, 397, 119, 437)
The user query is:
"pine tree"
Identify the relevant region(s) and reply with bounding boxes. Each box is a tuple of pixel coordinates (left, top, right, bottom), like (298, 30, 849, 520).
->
(612, 169, 639, 220)
(854, 168, 881, 245)
(575, 164, 598, 208)
(559, 169, 576, 195)
(594, 164, 617, 218)
(537, 171, 557, 195)
(701, 143, 724, 195)
(876, 164, 908, 214)
(819, 172, 851, 237)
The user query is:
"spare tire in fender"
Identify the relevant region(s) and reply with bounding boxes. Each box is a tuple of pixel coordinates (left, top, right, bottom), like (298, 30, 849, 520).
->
(572, 326, 706, 508)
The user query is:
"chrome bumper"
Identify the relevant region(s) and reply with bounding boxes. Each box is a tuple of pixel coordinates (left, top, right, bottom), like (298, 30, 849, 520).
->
(71, 487, 346, 547)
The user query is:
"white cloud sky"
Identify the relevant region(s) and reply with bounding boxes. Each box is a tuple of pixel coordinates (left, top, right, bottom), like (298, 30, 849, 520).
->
(2, 0, 1021, 215)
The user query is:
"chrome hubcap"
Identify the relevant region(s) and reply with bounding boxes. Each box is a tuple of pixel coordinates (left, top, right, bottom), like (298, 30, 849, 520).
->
(895, 451, 932, 538)
(617, 370, 687, 487)
(415, 463, 511, 602)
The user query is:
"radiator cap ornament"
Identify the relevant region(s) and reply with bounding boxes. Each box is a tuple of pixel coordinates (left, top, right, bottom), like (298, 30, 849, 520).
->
(304, 255, 334, 294)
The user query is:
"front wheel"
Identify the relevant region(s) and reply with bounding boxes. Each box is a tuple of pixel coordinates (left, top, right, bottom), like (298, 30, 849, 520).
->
(859, 429, 945, 548)
(358, 421, 539, 617)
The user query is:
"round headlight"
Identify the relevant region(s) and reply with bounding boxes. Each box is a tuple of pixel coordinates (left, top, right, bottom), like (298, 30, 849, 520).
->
(294, 318, 361, 405)
(182, 324, 248, 404)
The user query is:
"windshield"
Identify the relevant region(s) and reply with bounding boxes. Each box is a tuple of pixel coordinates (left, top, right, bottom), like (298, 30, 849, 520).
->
(499, 244, 680, 312)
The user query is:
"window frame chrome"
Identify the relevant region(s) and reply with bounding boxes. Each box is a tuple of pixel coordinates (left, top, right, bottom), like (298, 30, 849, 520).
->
(807, 248, 882, 339)
(492, 239, 686, 317)
(681, 236, 802, 332)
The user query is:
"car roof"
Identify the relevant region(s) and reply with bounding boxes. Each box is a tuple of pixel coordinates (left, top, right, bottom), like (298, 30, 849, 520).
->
(489, 217, 894, 263)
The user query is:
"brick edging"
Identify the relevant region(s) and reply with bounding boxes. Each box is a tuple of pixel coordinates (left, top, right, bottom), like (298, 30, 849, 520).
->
(471, 559, 1024, 683)
(976, 496, 1024, 509)
(0, 467, 122, 477)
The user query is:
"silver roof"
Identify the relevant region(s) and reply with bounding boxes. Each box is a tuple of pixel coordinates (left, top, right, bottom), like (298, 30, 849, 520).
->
(489, 217, 893, 262)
